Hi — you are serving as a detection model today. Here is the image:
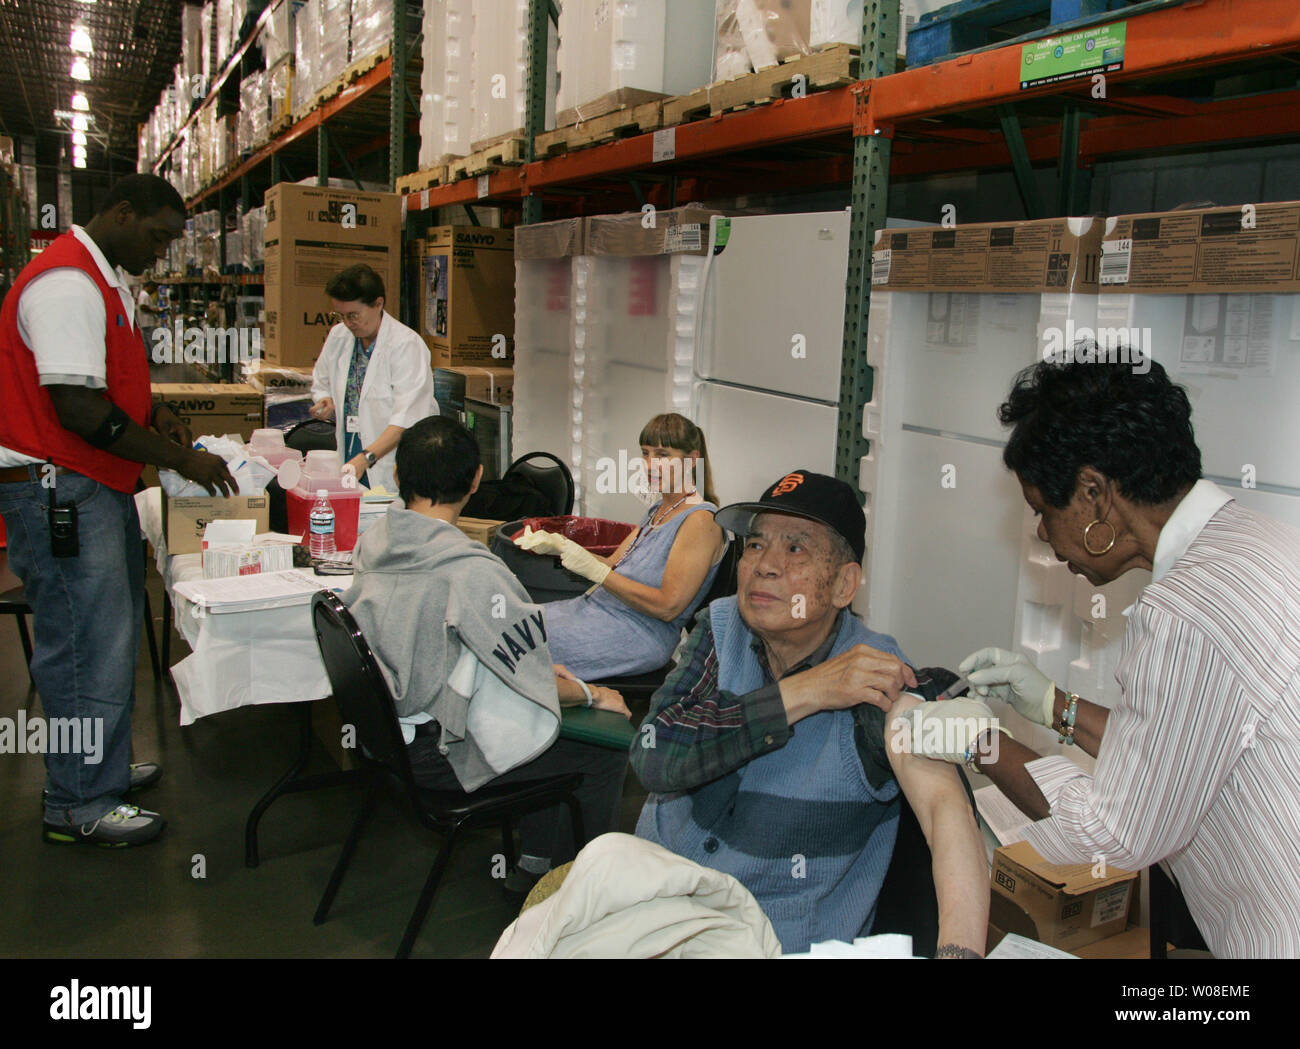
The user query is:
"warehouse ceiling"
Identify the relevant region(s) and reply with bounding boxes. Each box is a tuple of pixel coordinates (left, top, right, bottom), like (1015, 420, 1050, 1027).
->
(0, 0, 187, 169)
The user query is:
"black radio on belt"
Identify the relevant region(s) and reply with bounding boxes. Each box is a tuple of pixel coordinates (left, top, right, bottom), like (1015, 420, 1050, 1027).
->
(47, 474, 78, 558)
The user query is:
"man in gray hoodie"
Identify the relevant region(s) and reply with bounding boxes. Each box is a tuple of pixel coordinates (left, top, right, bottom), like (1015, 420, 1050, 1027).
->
(346, 415, 630, 891)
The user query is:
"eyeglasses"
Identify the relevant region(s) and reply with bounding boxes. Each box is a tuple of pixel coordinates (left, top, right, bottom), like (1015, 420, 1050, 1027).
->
(337, 308, 371, 323)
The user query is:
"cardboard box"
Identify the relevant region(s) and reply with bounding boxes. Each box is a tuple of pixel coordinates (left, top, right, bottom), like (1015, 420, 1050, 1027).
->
(584, 206, 718, 257)
(415, 226, 516, 367)
(514, 217, 585, 260)
(242, 360, 315, 395)
(872, 216, 1104, 293)
(162, 494, 271, 555)
(434, 366, 514, 418)
(1102, 201, 1300, 293)
(455, 516, 506, 547)
(151, 383, 265, 441)
(263, 182, 403, 368)
(990, 841, 1137, 953)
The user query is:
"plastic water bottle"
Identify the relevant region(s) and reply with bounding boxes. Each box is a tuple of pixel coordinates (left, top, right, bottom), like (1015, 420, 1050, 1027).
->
(309, 489, 336, 558)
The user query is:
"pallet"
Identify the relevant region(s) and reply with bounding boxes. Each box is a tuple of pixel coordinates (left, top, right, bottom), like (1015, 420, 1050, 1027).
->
(906, 0, 1141, 68)
(268, 112, 293, 139)
(662, 43, 860, 126)
(396, 163, 450, 195)
(554, 87, 667, 129)
(446, 137, 527, 181)
(534, 98, 663, 157)
(292, 42, 391, 122)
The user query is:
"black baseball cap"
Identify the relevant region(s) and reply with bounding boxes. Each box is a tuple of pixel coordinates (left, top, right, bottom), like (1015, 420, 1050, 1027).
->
(714, 469, 866, 565)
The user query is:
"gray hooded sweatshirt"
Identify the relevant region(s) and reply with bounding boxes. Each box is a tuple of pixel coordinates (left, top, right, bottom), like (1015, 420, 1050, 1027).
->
(345, 505, 560, 791)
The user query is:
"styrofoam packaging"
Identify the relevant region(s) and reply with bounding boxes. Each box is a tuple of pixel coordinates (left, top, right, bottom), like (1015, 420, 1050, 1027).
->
(350, 0, 392, 62)
(558, 0, 713, 114)
(470, 0, 527, 146)
(512, 219, 585, 498)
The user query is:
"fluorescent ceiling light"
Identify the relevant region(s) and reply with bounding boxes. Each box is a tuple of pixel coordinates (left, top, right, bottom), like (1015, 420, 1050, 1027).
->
(71, 113, 89, 131)
(71, 56, 91, 81)
(73, 157, 87, 169)
(73, 145, 88, 160)
(71, 92, 89, 111)
(71, 131, 87, 145)
(70, 26, 93, 53)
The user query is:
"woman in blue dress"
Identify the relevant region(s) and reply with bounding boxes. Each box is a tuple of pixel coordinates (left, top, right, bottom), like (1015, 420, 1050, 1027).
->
(516, 413, 728, 679)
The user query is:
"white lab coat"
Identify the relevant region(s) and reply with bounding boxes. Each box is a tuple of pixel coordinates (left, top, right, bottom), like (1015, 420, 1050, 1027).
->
(310, 313, 437, 495)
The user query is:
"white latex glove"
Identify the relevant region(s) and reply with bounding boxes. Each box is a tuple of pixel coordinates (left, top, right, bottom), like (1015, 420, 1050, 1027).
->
(513, 526, 567, 555)
(555, 535, 611, 586)
(959, 647, 1056, 727)
(897, 696, 1000, 764)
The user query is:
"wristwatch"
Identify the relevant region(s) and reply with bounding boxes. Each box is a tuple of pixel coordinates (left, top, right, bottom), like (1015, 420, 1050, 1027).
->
(363, 450, 377, 468)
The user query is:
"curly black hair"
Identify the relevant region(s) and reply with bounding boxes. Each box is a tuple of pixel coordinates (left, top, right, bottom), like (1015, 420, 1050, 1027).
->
(999, 355, 1202, 508)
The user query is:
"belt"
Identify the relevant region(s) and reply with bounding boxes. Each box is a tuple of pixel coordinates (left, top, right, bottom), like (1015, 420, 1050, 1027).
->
(0, 464, 70, 484)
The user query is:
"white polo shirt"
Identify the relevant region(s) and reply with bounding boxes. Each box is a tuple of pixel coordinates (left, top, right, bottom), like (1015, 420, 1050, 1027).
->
(0, 226, 138, 468)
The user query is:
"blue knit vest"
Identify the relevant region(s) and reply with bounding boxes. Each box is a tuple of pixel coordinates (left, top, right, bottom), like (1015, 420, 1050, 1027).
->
(635, 597, 905, 953)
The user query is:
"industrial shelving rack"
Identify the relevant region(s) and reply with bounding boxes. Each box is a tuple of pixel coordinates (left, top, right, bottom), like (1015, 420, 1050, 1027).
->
(151, 0, 1300, 489)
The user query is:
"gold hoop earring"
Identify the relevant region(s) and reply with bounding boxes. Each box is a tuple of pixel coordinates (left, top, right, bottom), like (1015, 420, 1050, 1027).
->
(1082, 519, 1116, 556)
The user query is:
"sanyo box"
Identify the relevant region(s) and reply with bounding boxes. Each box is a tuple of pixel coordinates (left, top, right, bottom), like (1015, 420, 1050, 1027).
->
(263, 183, 403, 368)
(990, 841, 1137, 952)
(162, 495, 271, 555)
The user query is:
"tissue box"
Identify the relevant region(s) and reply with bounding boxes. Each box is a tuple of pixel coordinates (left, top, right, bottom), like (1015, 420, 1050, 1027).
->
(202, 543, 295, 578)
(163, 494, 271, 554)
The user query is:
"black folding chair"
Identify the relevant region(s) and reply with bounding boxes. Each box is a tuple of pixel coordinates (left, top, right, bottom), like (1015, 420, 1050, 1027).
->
(309, 591, 586, 959)
(502, 452, 574, 516)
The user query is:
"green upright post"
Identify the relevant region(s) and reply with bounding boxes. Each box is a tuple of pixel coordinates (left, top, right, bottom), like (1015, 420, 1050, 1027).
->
(836, 1, 899, 495)
(317, 125, 329, 187)
(520, 0, 552, 225)
(390, 0, 407, 191)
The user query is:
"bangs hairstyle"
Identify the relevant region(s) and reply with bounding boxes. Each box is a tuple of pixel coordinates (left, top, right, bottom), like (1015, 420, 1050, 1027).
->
(999, 353, 1202, 508)
(638, 413, 720, 506)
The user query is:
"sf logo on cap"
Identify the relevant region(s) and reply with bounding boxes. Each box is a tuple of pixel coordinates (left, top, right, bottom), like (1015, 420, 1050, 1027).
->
(771, 473, 804, 496)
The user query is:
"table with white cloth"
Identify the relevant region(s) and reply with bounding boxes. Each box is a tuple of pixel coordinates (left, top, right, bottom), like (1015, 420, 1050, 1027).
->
(135, 487, 364, 866)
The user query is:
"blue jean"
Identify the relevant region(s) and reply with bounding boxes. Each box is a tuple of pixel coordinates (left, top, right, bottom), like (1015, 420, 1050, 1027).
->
(0, 469, 144, 824)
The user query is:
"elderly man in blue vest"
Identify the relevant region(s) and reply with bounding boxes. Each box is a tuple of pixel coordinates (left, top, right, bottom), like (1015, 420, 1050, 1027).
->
(634, 470, 992, 956)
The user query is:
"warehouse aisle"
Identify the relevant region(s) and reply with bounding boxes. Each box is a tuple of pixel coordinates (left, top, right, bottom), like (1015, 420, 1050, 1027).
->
(0, 556, 650, 959)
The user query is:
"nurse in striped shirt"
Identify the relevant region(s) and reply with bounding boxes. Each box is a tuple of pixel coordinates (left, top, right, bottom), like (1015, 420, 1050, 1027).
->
(952, 354, 1300, 959)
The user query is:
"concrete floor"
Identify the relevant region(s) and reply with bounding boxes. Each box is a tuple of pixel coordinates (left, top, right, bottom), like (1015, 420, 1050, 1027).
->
(0, 556, 651, 959)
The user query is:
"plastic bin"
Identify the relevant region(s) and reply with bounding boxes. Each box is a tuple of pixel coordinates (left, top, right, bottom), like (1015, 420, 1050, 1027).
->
(286, 487, 361, 550)
(493, 515, 635, 604)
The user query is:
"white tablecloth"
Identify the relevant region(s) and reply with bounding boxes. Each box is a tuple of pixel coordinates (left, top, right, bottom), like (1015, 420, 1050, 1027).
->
(136, 488, 335, 726)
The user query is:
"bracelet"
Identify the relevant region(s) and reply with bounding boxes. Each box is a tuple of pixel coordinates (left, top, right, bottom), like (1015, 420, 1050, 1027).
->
(1057, 692, 1080, 746)
(934, 944, 982, 959)
(577, 680, 594, 708)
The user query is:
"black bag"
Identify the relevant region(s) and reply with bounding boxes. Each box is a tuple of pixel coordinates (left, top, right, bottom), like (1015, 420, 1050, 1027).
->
(462, 475, 554, 520)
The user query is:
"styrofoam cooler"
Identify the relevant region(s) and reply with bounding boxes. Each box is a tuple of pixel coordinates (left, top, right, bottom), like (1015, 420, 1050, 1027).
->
(557, 0, 715, 115)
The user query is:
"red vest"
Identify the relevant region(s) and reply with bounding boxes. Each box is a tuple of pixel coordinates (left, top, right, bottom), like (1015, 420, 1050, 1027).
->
(0, 231, 151, 493)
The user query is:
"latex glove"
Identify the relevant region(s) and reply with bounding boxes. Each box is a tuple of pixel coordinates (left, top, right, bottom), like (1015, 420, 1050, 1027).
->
(513, 526, 567, 555)
(555, 535, 611, 586)
(959, 647, 1056, 727)
(897, 696, 1000, 763)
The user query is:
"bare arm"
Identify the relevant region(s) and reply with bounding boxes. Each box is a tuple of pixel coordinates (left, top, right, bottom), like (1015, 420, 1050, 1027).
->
(599, 510, 724, 621)
(887, 695, 989, 957)
(46, 385, 235, 495)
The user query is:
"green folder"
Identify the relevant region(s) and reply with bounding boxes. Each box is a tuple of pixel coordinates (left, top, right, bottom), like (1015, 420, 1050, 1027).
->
(559, 705, 637, 751)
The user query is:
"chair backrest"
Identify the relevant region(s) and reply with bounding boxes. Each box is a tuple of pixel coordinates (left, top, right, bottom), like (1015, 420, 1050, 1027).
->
(285, 418, 338, 453)
(503, 452, 574, 516)
(693, 536, 739, 615)
(311, 590, 418, 787)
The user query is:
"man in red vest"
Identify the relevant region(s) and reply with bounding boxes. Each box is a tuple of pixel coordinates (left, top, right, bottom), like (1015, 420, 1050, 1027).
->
(0, 174, 235, 847)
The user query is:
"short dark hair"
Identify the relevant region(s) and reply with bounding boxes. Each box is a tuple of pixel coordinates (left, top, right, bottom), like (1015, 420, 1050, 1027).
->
(396, 415, 479, 505)
(325, 264, 385, 305)
(96, 174, 186, 219)
(999, 354, 1202, 508)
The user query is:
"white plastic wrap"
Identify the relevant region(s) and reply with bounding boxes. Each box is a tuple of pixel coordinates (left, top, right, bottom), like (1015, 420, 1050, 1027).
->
(293, 0, 319, 111)
(556, 0, 714, 114)
(317, 0, 351, 85)
(350, 0, 393, 62)
(713, 0, 863, 80)
(260, 0, 296, 69)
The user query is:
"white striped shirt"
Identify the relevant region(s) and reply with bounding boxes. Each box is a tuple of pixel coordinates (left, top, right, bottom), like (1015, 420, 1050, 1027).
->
(1024, 483, 1300, 958)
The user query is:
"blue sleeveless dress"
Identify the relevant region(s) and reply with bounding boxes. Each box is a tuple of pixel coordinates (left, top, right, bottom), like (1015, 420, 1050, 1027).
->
(543, 502, 722, 678)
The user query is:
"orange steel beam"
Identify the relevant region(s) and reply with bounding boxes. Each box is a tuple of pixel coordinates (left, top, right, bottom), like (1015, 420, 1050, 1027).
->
(864, 0, 1300, 129)
(187, 60, 394, 207)
(889, 88, 1300, 176)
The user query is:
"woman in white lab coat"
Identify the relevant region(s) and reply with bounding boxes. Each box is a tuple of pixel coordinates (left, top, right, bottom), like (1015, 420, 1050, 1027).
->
(309, 264, 436, 495)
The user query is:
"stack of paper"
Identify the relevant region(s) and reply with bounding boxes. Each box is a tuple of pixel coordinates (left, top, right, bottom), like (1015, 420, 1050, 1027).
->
(173, 569, 347, 613)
